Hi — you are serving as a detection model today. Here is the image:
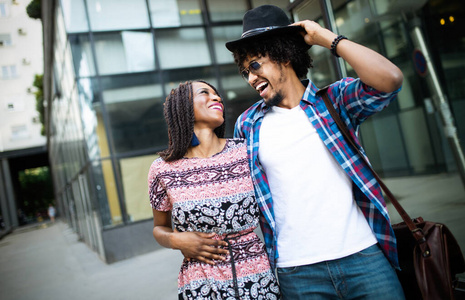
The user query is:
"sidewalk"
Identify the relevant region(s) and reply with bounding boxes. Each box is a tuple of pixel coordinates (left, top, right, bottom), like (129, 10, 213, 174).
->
(0, 173, 464, 299)
(0, 221, 183, 300)
(384, 172, 465, 262)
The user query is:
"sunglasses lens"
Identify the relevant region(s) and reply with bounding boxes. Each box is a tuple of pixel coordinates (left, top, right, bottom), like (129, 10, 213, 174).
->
(250, 61, 261, 71)
(241, 61, 261, 81)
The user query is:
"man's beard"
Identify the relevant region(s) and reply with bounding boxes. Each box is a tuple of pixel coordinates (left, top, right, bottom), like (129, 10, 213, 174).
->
(265, 92, 283, 107)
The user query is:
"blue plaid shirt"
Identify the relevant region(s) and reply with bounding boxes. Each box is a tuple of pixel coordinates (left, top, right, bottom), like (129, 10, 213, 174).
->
(234, 78, 401, 270)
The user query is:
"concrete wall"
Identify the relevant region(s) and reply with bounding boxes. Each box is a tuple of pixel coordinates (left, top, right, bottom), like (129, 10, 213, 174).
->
(101, 219, 164, 263)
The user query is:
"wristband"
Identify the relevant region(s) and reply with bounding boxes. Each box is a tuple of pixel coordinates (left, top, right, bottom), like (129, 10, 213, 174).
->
(330, 35, 348, 57)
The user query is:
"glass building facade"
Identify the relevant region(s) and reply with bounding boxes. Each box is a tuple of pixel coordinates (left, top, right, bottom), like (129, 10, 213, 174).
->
(44, 0, 465, 262)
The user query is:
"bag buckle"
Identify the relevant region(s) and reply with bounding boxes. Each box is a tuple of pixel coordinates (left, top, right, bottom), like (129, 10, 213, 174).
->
(411, 228, 431, 257)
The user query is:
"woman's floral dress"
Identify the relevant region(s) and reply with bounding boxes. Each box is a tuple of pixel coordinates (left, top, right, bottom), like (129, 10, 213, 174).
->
(148, 139, 280, 299)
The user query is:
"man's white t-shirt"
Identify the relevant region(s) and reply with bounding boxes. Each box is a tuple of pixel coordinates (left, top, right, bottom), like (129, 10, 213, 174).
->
(258, 105, 377, 268)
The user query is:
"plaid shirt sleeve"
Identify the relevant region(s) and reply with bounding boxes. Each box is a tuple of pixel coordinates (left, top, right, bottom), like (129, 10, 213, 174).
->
(234, 103, 279, 269)
(327, 77, 400, 127)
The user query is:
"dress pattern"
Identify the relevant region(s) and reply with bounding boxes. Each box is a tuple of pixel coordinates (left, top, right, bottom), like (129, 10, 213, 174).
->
(148, 139, 280, 299)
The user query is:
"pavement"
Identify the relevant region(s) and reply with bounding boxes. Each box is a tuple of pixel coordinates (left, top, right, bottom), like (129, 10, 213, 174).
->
(0, 173, 464, 300)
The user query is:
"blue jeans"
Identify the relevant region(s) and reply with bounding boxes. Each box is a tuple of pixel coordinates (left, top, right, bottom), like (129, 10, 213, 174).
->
(276, 244, 405, 300)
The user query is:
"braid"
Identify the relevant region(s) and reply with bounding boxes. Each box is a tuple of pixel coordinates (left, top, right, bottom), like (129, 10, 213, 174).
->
(159, 80, 225, 162)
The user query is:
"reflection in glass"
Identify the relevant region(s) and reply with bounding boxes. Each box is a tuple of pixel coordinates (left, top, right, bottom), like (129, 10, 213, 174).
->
(211, 25, 242, 64)
(162, 67, 216, 95)
(54, 6, 67, 82)
(91, 160, 113, 227)
(157, 28, 211, 69)
(292, 2, 337, 87)
(149, 0, 203, 27)
(398, 108, 435, 173)
(360, 115, 409, 176)
(70, 88, 88, 169)
(86, 0, 149, 31)
(333, 0, 377, 45)
(77, 78, 103, 161)
(69, 34, 96, 77)
(252, 0, 291, 14)
(93, 31, 155, 75)
(60, 0, 88, 33)
(55, 4, 67, 55)
(101, 159, 122, 225)
(293, 0, 322, 22)
(207, 0, 247, 22)
(119, 155, 159, 222)
(100, 73, 165, 154)
(62, 46, 75, 100)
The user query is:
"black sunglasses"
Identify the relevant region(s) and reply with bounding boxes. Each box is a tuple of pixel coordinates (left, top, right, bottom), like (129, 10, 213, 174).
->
(241, 61, 263, 81)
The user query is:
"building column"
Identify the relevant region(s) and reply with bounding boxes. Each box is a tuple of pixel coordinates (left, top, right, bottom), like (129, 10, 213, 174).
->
(0, 161, 11, 232)
(1, 158, 18, 228)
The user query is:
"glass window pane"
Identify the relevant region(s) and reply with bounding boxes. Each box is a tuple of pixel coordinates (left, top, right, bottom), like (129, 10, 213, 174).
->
(360, 115, 409, 176)
(207, 0, 247, 22)
(333, 0, 374, 39)
(54, 5, 67, 81)
(62, 45, 75, 99)
(149, 0, 203, 28)
(70, 87, 88, 168)
(93, 31, 155, 75)
(293, 0, 322, 21)
(0, 3, 10, 18)
(77, 78, 104, 161)
(91, 160, 120, 227)
(119, 155, 159, 222)
(100, 73, 165, 154)
(162, 66, 217, 95)
(211, 25, 242, 64)
(0, 33, 12, 45)
(252, 0, 291, 13)
(55, 4, 67, 52)
(87, 0, 150, 31)
(60, 0, 89, 33)
(157, 28, 211, 69)
(398, 108, 435, 173)
(69, 34, 96, 77)
(292, 2, 337, 86)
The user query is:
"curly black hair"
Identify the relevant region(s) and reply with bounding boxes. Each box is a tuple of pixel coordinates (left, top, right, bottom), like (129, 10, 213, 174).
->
(231, 32, 313, 79)
(158, 80, 226, 162)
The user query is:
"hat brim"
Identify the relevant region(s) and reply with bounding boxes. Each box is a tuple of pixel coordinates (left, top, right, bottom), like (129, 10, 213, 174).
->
(225, 25, 311, 52)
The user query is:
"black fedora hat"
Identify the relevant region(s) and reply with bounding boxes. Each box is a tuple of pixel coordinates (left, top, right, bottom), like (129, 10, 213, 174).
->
(225, 5, 311, 51)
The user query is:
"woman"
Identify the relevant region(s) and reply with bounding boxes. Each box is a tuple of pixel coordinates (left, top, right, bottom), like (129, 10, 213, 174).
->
(148, 80, 280, 299)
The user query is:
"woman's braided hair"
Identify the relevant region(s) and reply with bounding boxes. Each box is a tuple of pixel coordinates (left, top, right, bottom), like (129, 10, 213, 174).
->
(232, 32, 313, 79)
(158, 80, 225, 162)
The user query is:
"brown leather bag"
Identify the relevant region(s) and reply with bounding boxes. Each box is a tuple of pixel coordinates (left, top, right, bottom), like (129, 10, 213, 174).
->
(319, 88, 465, 299)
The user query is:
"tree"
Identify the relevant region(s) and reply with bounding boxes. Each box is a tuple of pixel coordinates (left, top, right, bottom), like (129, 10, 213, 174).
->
(26, 0, 41, 20)
(33, 74, 46, 135)
(18, 167, 54, 222)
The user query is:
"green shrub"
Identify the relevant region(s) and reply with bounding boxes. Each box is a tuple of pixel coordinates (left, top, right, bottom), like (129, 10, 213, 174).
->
(26, 0, 41, 20)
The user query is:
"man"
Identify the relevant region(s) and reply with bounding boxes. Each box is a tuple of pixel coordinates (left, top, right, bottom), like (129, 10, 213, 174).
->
(226, 5, 405, 299)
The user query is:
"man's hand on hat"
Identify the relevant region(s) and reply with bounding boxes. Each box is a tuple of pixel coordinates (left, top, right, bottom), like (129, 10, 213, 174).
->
(292, 20, 338, 49)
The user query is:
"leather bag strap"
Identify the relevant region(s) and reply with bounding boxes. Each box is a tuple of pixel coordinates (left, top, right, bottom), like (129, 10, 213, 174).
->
(317, 87, 426, 242)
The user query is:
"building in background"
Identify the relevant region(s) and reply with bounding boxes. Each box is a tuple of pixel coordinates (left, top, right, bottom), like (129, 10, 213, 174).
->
(40, 0, 465, 263)
(0, 0, 47, 233)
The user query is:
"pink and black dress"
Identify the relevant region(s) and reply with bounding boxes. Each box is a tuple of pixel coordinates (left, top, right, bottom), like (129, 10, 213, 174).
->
(148, 139, 280, 300)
